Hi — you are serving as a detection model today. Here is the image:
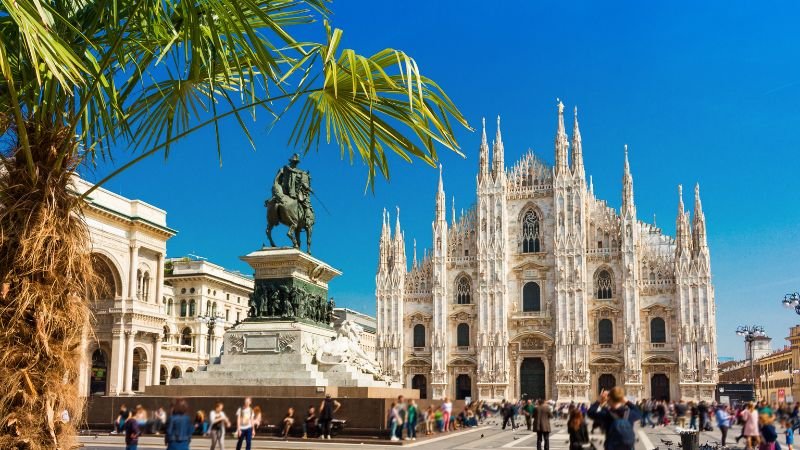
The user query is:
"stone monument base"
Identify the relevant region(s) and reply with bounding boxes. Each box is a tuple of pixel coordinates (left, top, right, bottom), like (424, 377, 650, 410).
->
(169, 320, 400, 389)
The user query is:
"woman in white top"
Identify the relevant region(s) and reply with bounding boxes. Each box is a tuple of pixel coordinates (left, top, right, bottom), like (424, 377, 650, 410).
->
(209, 402, 231, 450)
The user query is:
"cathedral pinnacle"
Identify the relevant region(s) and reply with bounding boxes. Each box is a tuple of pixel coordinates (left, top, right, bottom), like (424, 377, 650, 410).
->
(622, 145, 635, 217)
(412, 238, 418, 268)
(394, 206, 402, 242)
(571, 105, 585, 179)
(555, 99, 569, 174)
(479, 117, 489, 181)
(492, 115, 504, 176)
(435, 164, 446, 221)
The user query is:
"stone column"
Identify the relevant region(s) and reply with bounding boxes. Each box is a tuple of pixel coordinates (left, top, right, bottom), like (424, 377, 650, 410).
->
(128, 244, 139, 300)
(152, 334, 162, 386)
(123, 331, 135, 394)
(197, 327, 206, 357)
(109, 329, 126, 396)
(155, 253, 164, 309)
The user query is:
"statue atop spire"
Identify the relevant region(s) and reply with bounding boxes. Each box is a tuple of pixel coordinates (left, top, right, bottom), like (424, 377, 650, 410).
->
(479, 117, 489, 181)
(555, 98, 569, 174)
(621, 145, 635, 218)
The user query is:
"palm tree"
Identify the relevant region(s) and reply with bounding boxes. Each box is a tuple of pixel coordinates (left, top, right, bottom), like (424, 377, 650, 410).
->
(0, 1, 469, 448)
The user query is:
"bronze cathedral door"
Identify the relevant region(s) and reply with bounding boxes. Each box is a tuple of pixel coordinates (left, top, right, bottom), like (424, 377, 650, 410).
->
(520, 357, 546, 401)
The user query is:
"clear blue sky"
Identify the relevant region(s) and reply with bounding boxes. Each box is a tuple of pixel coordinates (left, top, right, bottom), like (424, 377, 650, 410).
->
(84, 0, 800, 360)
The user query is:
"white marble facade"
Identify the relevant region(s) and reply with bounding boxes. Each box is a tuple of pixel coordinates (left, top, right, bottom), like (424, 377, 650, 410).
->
(375, 102, 718, 403)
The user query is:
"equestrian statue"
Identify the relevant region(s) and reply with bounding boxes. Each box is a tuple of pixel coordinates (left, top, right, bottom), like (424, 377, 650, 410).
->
(265, 153, 315, 253)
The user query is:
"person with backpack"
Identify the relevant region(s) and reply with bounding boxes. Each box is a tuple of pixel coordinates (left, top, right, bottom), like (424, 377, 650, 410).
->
(587, 387, 641, 450)
(208, 402, 231, 450)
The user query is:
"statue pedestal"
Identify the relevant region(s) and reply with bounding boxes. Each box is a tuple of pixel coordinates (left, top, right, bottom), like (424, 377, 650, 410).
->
(172, 247, 400, 389)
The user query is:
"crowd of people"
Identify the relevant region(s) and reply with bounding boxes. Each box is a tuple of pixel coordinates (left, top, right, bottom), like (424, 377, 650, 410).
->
(109, 394, 342, 449)
(110, 390, 800, 449)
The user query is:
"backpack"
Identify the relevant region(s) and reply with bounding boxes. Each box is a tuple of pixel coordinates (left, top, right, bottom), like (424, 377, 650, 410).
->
(607, 408, 636, 450)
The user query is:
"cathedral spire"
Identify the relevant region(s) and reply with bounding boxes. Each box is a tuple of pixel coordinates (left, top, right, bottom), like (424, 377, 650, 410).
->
(452, 196, 456, 226)
(692, 183, 708, 254)
(394, 206, 402, 242)
(571, 106, 585, 179)
(621, 145, 636, 218)
(676, 184, 692, 258)
(435, 164, 446, 221)
(492, 115, 504, 177)
(479, 117, 489, 181)
(412, 238, 418, 269)
(555, 99, 569, 175)
(589, 175, 594, 196)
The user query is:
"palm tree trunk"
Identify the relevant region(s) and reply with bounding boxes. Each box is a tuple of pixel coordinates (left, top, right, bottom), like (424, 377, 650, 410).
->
(0, 125, 93, 450)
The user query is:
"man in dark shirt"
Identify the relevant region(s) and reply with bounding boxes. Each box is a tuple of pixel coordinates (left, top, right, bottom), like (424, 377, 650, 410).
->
(124, 406, 143, 450)
(587, 388, 641, 450)
(674, 400, 688, 429)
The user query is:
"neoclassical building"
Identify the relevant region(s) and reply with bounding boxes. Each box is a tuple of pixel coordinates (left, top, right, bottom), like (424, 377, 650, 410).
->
(77, 178, 253, 397)
(375, 102, 718, 403)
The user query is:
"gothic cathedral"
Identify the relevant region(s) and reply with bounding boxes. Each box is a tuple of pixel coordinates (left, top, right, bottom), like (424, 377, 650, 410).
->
(375, 102, 718, 403)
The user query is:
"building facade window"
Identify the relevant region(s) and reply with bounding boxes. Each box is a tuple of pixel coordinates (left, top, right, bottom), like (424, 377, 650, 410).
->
(523, 282, 541, 312)
(413, 324, 426, 348)
(457, 323, 469, 347)
(189, 300, 196, 317)
(456, 276, 471, 304)
(167, 299, 173, 316)
(650, 317, 666, 343)
(181, 328, 192, 351)
(522, 209, 542, 253)
(180, 300, 187, 317)
(598, 319, 613, 344)
(595, 269, 613, 299)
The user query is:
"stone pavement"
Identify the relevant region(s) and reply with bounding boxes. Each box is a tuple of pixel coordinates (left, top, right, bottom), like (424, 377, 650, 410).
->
(77, 421, 766, 450)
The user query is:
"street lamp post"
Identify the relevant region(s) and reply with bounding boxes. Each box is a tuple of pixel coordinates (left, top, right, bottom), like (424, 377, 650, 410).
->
(198, 314, 224, 359)
(736, 325, 766, 400)
(782, 292, 800, 315)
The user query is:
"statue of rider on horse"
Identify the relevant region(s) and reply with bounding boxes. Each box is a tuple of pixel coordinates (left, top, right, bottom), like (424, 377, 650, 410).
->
(265, 154, 315, 253)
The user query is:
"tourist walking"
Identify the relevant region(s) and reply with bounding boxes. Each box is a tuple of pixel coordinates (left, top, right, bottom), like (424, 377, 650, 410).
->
(406, 399, 418, 440)
(442, 397, 453, 432)
(388, 402, 402, 441)
(587, 388, 640, 450)
(235, 397, 255, 450)
(209, 402, 230, 450)
(786, 424, 795, 450)
(524, 399, 535, 431)
(740, 402, 760, 450)
(165, 399, 194, 450)
(395, 395, 407, 439)
(674, 400, 688, 429)
(425, 406, 435, 435)
(534, 399, 553, 450)
(761, 414, 779, 450)
(501, 400, 516, 430)
(318, 394, 341, 439)
(124, 406, 144, 450)
(715, 404, 731, 447)
(568, 409, 591, 450)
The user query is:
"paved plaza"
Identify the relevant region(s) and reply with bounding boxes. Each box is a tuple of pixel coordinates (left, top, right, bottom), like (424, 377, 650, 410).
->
(78, 419, 749, 450)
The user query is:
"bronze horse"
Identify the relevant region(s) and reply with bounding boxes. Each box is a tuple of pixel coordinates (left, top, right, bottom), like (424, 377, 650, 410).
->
(265, 172, 314, 253)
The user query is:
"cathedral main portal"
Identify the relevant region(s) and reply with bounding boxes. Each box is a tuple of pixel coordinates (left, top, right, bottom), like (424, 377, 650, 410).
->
(520, 358, 546, 401)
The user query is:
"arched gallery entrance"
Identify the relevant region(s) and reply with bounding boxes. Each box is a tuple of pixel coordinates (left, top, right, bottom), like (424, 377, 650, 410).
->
(520, 358, 546, 401)
(651, 374, 670, 401)
(89, 349, 108, 395)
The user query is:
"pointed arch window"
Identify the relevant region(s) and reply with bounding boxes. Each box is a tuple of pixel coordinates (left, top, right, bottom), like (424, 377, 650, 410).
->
(522, 209, 541, 253)
(598, 319, 613, 344)
(456, 276, 471, 304)
(595, 270, 613, 299)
